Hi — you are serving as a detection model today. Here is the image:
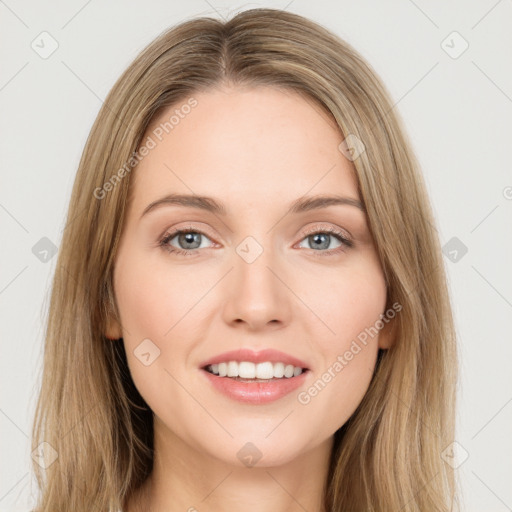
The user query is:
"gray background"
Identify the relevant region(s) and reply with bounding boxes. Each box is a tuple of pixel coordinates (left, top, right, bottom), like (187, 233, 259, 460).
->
(1, 1, 511, 510)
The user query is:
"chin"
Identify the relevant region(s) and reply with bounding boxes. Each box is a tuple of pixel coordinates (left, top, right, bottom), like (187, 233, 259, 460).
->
(205, 430, 312, 469)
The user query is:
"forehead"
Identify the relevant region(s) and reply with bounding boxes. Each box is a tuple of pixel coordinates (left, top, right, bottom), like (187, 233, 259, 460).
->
(128, 86, 360, 216)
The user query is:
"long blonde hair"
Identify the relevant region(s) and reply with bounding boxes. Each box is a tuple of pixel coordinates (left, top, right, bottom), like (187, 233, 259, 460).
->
(31, 8, 459, 511)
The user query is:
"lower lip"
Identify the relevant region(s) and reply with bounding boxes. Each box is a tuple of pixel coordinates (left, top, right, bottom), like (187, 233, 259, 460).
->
(201, 369, 309, 404)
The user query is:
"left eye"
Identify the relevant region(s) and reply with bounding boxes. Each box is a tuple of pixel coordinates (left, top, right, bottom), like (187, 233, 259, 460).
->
(160, 230, 213, 254)
(297, 231, 348, 251)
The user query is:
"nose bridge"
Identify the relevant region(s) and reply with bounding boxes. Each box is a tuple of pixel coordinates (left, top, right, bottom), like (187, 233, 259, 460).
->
(223, 231, 291, 328)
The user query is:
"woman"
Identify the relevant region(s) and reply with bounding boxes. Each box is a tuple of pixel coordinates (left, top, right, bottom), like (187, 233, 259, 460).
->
(31, 8, 459, 511)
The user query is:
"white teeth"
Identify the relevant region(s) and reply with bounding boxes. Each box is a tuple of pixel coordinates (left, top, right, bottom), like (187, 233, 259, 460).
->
(273, 362, 285, 378)
(206, 360, 305, 379)
(283, 364, 294, 378)
(227, 361, 238, 377)
(255, 362, 273, 379)
(239, 361, 256, 379)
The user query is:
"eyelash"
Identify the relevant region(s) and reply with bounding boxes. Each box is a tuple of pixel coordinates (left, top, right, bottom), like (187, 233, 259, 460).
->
(159, 225, 353, 258)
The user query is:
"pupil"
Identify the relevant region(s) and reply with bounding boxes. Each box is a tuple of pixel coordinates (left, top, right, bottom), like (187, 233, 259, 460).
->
(180, 232, 200, 249)
(312, 233, 328, 249)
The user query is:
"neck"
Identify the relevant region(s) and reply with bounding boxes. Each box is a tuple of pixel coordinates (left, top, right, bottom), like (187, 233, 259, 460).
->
(126, 417, 333, 512)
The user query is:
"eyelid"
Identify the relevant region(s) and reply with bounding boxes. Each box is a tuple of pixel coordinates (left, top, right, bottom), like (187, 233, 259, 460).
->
(160, 223, 216, 241)
(159, 224, 217, 248)
(299, 223, 353, 243)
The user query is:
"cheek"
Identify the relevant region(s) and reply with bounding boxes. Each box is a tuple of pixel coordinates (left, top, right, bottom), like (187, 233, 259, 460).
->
(304, 261, 387, 347)
(112, 248, 223, 401)
(112, 252, 189, 397)
(297, 346, 378, 440)
(294, 263, 386, 428)
(114, 251, 200, 343)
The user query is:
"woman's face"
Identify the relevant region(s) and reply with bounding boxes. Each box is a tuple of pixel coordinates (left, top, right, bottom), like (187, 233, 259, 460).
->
(108, 85, 393, 467)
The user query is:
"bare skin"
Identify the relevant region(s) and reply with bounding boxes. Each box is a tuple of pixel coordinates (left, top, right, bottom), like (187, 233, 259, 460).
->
(107, 84, 394, 512)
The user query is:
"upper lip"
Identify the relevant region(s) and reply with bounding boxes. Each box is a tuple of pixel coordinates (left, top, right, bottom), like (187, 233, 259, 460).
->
(199, 348, 310, 370)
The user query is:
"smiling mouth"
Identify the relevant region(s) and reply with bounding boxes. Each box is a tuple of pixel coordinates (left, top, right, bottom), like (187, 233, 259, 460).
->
(203, 361, 309, 381)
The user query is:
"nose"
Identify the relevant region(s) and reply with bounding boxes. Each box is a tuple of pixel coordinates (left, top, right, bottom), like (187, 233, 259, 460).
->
(221, 241, 292, 332)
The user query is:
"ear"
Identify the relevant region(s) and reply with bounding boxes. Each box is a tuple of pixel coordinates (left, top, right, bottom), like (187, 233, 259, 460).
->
(377, 315, 397, 350)
(104, 277, 123, 340)
(105, 315, 122, 340)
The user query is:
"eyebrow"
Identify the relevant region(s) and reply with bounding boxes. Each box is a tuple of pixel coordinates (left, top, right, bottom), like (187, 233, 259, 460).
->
(140, 193, 365, 219)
